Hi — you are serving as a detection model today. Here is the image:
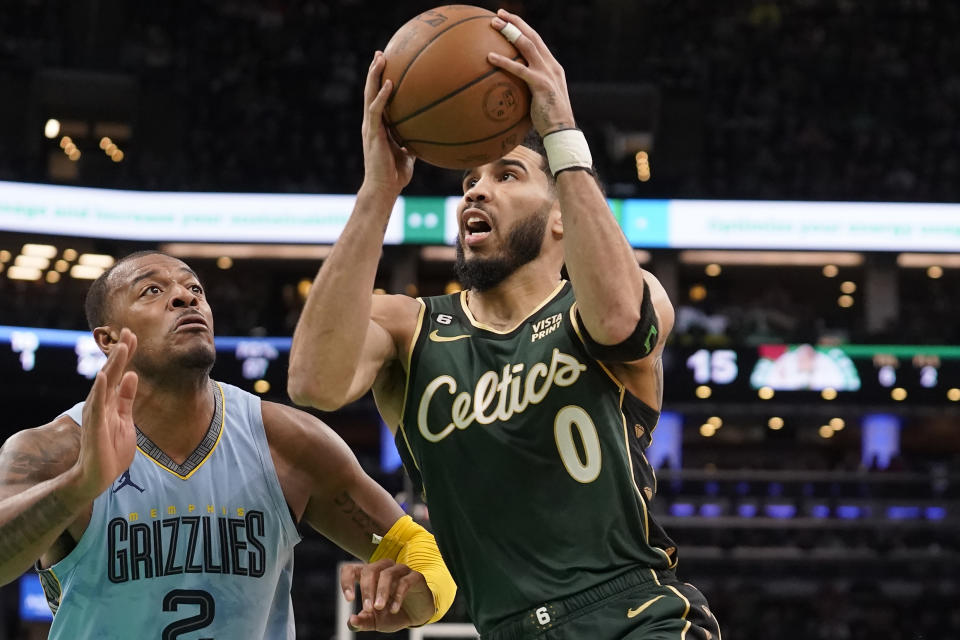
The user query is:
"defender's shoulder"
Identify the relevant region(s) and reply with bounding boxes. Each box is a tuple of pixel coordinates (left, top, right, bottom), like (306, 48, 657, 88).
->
(0, 416, 82, 487)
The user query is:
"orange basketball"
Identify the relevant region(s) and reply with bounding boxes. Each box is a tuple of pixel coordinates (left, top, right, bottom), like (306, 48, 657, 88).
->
(381, 5, 532, 170)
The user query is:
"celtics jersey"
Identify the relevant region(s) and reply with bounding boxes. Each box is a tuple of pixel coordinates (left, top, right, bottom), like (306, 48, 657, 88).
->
(39, 381, 301, 640)
(397, 281, 677, 633)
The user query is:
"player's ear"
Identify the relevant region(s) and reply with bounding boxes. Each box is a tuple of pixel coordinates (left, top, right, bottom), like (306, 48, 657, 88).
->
(549, 203, 563, 238)
(93, 326, 120, 355)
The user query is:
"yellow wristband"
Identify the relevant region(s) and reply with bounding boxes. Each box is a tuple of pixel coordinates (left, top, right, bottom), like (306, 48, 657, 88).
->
(371, 515, 457, 624)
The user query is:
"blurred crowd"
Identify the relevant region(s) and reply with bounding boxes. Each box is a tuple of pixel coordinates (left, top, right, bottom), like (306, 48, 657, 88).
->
(0, 0, 958, 201)
(1, 3, 958, 638)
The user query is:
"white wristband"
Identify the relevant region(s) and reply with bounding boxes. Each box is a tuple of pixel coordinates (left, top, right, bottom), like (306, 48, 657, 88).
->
(543, 128, 592, 176)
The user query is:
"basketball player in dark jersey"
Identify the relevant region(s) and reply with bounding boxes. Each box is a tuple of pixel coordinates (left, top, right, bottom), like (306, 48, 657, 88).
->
(290, 9, 720, 639)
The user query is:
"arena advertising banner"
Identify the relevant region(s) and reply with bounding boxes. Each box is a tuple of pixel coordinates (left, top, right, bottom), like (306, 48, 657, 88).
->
(0, 180, 406, 244)
(3, 180, 960, 250)
(660, 200, 960, 251)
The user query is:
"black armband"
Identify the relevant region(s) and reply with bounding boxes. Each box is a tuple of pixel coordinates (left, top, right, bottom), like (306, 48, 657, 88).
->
(576, 281, 660, 362)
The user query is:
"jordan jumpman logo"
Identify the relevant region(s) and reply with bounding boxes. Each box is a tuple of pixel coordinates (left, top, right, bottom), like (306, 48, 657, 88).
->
(113, 469, 145, 493)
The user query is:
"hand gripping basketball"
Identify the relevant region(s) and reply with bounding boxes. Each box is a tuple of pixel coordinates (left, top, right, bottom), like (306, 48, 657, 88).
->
(380, 5, 532, 169)
(487, 9, 577, 137)
(362, 51, 415, 195)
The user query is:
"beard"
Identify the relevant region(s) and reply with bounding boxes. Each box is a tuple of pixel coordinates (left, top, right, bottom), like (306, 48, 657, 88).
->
(454, 208, 549, 292)
(133, 341, 216, 380)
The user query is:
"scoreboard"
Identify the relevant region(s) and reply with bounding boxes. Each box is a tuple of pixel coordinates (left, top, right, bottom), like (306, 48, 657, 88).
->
(665, 343, 960, 405)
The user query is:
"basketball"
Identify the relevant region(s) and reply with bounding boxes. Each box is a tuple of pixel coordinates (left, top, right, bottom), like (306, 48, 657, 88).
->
(381, 5, 532, 170)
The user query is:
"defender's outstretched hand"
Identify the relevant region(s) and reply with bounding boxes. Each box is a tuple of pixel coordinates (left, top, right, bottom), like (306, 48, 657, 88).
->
(340, 559, 436, 632)
(74, 328, 139, 500)
(362, 51, 415, 195)
(488, 9, 577, 136)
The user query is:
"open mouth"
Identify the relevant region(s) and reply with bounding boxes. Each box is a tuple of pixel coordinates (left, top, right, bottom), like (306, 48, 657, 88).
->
(462, 210, 493, 246)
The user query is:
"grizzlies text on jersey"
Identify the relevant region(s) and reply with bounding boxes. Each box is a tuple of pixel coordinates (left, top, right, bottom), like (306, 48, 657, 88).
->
(38, 381, 301, 640)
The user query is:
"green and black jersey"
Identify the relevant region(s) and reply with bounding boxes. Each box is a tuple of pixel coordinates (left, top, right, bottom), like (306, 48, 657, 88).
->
(396, 281, 678, 633)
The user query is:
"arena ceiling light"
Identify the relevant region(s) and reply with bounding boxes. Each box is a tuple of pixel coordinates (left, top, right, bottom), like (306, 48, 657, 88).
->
(420, 246, 457, 262)
(14, 255, 50, 270)
(159, 243, 333, 260)
(897, 253, 960, 268)
(70, 264, 105, 279)
(44, 119, 61, 139)
(21, 244, 58, 259)
(78, 253, 116, 268)
(679, 250, 864, 266)
(7, 266, 42, 281)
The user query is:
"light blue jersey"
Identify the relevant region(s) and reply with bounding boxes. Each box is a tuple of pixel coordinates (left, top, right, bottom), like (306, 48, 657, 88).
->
(38, 381, 301, 640)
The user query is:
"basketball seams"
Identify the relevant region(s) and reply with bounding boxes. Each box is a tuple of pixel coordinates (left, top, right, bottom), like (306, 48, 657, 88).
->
(389, 13, 494, 114)
(401, 116, 528, 146)
(382, 6, 532, 168)
(391, 57, 525, 128)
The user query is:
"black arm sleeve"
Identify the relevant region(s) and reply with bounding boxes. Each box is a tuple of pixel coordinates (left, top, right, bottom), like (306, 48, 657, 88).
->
(575, 280, 660, 362)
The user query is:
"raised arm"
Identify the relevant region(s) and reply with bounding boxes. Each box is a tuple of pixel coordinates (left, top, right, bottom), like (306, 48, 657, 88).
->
(264, 402, 455, 631)
(288, 50, 417, 411)
(0, 329, 138, 584)
(488, 10, 649, 345)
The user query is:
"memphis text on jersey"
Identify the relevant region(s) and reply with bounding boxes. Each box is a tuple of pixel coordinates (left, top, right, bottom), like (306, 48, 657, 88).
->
(418, 347, 587, 442)
(107, 503, 266, 583)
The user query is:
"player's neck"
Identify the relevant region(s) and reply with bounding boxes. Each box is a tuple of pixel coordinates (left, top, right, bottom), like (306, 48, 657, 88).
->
(131, 374, 215, 464)
(466, 265, 562, 331)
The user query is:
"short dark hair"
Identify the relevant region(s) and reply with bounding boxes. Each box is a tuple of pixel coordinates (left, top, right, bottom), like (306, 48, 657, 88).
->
(84, 250, 166, 330)
(519, 128, 551, 180)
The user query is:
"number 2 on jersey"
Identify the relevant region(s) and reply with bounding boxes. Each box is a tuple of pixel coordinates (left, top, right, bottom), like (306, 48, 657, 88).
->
(162, 589, 215, 640)
(554, 405, 602, 483)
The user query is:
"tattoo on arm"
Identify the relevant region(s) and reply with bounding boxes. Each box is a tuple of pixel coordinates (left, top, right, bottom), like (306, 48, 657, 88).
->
(0, 427, 79, 485)
(3, 450, 72, 485)
(333, 491, 377, 536)
(0, 428, 83, 562)
(0, 490, 76, 560)
(653, 357, 664, 407)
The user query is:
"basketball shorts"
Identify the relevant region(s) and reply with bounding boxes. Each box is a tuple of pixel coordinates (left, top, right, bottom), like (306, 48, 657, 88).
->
(482, 567, 720, 640)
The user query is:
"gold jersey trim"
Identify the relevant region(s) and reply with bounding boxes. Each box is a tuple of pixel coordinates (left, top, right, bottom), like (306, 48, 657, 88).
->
(396, 299, 427, 472)
(36, 563, 63, 615)
(568, 302, 626, 389)
(576, 305, 675, 568)
(664, 584, 693, 639)
(137, 381, 226, 480)
(459, 280, 567, 334)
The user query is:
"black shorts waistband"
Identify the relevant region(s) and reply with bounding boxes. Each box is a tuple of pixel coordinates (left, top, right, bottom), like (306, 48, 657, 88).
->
(483, 567, 676, 640)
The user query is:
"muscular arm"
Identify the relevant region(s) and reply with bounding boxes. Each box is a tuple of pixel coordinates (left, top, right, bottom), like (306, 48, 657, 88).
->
(0, 421, 90, 585)
(558, 170, 648, 344)
(0, 327, 138, 585)
(287, 187, 401, 410)
(608, 272, 676, 410)
(486, 10, 647, 345)
(263, 402, 404, 560)
(267, 402, 453, 629)
(288, 50, 419, 412)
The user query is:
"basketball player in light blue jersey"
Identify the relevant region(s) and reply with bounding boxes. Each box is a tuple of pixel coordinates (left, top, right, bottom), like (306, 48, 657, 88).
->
(0, 251, 456, 638)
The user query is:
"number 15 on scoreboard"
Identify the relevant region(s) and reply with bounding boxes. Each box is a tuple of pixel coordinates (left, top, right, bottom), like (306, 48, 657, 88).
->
(687, 349, 739, 385)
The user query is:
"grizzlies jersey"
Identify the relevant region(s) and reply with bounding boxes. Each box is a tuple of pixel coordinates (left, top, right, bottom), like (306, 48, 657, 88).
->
(397, 282, 677, 633)
(39, 381, 301, 640)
